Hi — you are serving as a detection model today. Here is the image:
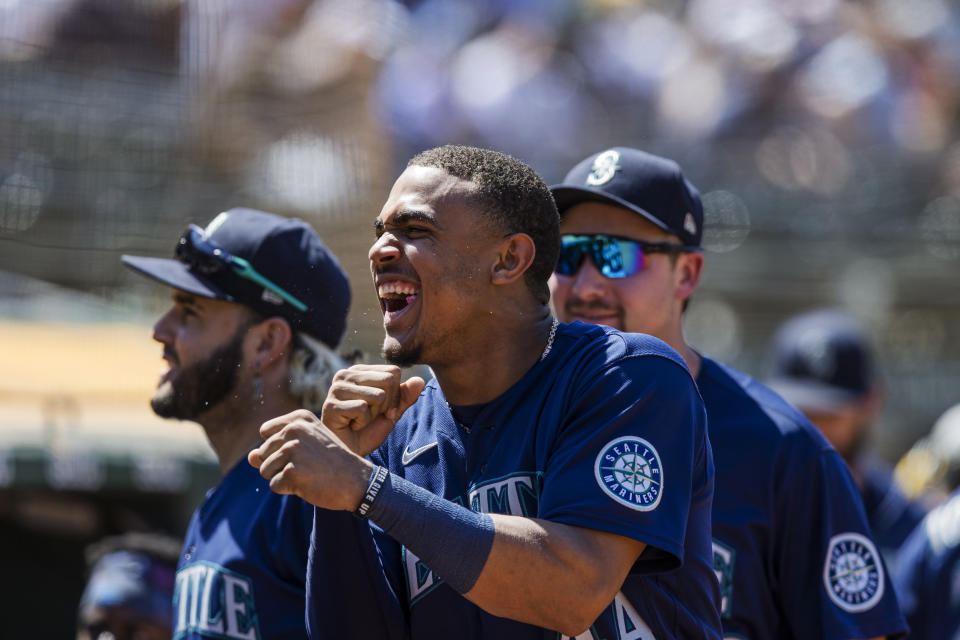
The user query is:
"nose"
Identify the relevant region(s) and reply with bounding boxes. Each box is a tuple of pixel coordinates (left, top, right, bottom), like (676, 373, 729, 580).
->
(568, 257, 610, 301)
(152, 307, 176, 345)
(369, 233, 401, 267)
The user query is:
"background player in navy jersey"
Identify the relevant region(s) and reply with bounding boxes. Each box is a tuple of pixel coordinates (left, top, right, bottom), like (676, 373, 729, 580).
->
(123, 209, 399, 640)
(893, 402, 960, 639)
(250, 145, 723, 638)
(768, 309, 928, 568)
(548, 148, 908, 639)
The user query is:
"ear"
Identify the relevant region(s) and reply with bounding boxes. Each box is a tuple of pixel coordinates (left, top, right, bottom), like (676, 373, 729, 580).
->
(490, 233, 536, 286)
(246, 316, 293, 370)
(674, 251, 704, 303)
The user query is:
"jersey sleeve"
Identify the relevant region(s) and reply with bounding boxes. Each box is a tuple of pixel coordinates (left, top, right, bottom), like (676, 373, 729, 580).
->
(774, 444, 908, 639)
(306, 510, 409, 640)
(537, 353, 708, 572)
(269, 493, 316, 585)
(893, 491, 960, 640)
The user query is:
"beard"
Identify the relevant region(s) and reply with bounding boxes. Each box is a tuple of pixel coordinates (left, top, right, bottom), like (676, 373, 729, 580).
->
(151, 329, 246, 421)
(381, 336, 422, 368)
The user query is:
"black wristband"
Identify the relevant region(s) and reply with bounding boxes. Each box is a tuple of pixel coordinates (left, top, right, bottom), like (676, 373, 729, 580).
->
(354, 465, 389, 518)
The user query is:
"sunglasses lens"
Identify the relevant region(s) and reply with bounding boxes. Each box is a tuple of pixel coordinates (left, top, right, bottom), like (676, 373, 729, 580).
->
(557, 237, 590, 276)
(557, 235, 644, 279)
(596, 237, 643, 279)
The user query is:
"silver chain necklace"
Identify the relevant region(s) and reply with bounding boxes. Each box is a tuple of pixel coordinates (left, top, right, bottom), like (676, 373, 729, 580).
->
(447, 317, 559, 432)
(540, 317, 559, 361)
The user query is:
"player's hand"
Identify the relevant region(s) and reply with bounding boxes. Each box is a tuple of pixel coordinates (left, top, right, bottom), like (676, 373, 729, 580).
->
(321, 365, 425, 456)
(248, 409, 373, 511)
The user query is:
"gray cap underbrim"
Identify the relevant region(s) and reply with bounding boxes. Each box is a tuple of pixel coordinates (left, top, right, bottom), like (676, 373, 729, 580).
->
(121, 255, 234, 302)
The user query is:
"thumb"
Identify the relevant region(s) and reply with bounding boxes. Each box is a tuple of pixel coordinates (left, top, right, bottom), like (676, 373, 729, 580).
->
(385, 376, 425, 422)
(395, 376, 425, 418)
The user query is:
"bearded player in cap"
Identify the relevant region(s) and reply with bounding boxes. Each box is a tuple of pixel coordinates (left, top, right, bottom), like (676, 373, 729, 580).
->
(548, 148, 908, 639)
(123, 208, 402, 640)
(250, 145, 722, 638)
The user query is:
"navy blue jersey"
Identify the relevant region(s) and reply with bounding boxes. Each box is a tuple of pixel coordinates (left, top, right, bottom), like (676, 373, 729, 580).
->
(371, 322, 721, 639)
(306, 511, 409, 640)
(858, 457, 927, 570)
(175, 461, 402, 640)
(893, 488, 960, 640)
(173, 461, 313, 639)
(698, 357, 907, 639)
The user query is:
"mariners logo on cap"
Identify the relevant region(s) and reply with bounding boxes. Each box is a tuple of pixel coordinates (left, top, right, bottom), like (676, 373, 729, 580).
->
(585, 150, 621, 186)
(204, 211, 230, 236)
(823, 532, 884, 613)
(594, 436, 662, 511)
(683, 212, 698, 236)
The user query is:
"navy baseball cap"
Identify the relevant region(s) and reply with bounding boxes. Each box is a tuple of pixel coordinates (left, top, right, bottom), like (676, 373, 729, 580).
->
(78, 550, 175, 627)
(550, 147, 704, 247)
(767, 309, 875, 412)
(122, 207, 350, 349)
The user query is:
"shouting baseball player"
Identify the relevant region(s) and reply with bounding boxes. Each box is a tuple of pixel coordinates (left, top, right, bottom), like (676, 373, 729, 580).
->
(548, 147, 908, 639)
(123, 208, 401, 640)
(250, 145, 723, 638)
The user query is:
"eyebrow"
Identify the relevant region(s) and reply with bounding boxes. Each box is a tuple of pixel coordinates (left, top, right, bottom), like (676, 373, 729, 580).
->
(173, 292, 201, 309)
(374, 209, 441, 232)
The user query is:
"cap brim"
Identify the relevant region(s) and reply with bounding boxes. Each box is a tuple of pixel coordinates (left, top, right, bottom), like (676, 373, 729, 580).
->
(121, 255, 232, 301)
(550, 184, 673, 235)
(767, 378, 863, 413)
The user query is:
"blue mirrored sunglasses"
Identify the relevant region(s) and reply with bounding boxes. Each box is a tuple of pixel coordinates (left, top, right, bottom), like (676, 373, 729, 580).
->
(175, 224, 308, 312)
(556, 233, 698, 279)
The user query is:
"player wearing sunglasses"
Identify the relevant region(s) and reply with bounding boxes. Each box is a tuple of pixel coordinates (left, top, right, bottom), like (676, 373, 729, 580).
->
(549, 148, 907, 640)
(121, 208, 403, 640)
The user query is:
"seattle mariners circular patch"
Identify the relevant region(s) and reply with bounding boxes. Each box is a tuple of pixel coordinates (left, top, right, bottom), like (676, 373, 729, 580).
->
(594, 436, 663, 511)
(823, 532, 884, 613)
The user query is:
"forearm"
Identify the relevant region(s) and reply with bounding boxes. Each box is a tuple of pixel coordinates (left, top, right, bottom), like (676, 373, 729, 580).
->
(364, 469, 643, 635)
(467, 514, 639, 635)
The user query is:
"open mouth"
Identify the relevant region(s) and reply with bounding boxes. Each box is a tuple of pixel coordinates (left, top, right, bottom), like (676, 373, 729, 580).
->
(378, 281, 420, 320)
(159, 349, 179, 383)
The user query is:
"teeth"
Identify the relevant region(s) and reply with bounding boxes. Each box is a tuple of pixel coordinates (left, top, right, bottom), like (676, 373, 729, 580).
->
(378, 282, 418, 297)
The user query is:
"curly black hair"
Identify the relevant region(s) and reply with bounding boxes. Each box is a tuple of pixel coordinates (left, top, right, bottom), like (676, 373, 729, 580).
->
(408, 145, 560, 305)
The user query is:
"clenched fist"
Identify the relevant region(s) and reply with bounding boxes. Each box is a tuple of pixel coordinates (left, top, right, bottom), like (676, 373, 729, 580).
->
(248, 365, 424, 508)
(322, 365, 425, 457)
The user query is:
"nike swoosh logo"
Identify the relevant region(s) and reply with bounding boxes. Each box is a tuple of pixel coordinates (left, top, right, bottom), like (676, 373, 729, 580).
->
(401, 441, 438, 465)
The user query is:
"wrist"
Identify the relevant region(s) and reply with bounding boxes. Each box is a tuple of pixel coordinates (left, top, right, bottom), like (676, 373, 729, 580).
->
(354, 464, 388, 517)
(361, 472, 496, 593)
